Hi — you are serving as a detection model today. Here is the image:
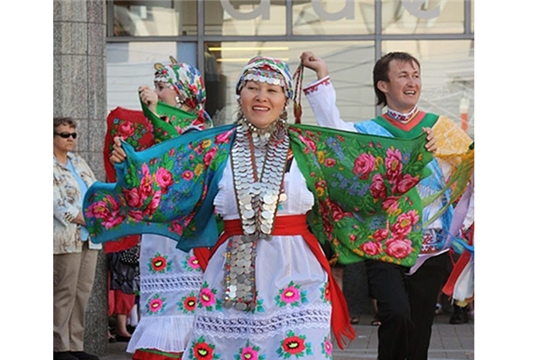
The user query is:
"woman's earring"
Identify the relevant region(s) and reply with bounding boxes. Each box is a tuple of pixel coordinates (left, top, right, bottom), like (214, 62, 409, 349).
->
(175, 95, 184, 108)
(279, 108, 288, 122)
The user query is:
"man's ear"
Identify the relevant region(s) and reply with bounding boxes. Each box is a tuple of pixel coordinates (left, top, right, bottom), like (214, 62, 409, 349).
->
(376, 80, 388, 94)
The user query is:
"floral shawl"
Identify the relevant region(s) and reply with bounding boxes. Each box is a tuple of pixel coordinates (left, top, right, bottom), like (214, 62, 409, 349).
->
(102, 99, 203, 253)
(355, 114, 474, 240)
(84, 124, 433, 267)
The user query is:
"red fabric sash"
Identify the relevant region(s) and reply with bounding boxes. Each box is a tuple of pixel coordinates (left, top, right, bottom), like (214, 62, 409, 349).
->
(193, 247, 211, 272)
(210, 215, 356, 350)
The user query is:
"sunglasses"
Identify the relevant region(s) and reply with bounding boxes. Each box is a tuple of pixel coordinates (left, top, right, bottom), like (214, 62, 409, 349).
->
(55, 132, 77, 139)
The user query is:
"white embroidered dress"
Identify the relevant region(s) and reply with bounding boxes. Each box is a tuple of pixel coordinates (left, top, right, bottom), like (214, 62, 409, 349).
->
(128, 234, 204, 354)
(181, 157, 334, 359)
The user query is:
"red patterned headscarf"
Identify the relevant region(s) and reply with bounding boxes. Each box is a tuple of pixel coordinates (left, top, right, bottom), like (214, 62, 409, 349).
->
(154, 56, 212, 125)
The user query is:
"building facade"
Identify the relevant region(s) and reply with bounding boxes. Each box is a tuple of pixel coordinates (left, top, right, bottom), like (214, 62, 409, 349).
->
(107, 0, 474, 133)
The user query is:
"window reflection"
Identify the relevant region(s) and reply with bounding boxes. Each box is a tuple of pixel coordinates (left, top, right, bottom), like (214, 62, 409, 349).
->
(382, 40, 474, 137)
(106, 42, 197, 111)
(105, 39, 474, 136)
(106, 1, 473, 135)
(204, 0, 287, 36)
(292, 0, 374, 35)
(382, 0, 465, 34)
(204, 41, 375, 126)
(113, 0, 198, 37)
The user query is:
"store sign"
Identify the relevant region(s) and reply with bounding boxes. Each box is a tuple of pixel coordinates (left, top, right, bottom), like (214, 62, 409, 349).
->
(220, 0, 441, 20)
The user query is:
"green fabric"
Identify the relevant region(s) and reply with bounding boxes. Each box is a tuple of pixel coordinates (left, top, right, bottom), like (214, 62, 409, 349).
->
(137, 348, 181, 358)
(140, 98, 198, 143)
(289, 123, 433, 266)
(371, 113, 474, 229)
(85, 123, 433, 267)
(373, 112, 439, 138)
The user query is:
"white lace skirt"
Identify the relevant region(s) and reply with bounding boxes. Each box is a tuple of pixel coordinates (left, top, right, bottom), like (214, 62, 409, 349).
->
(127, 234, 204, 354)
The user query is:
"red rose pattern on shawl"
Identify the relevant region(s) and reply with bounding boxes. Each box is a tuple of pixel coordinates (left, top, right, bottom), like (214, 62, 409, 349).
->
(288, 124, 432, 267)
(85, 126, 234, 244)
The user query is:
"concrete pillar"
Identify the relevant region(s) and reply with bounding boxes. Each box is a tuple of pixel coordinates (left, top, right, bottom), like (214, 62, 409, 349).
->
(53, 0, 108, 355)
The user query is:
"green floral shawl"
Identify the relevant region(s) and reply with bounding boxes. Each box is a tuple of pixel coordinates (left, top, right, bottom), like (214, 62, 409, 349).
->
(84, 124, 433, 267)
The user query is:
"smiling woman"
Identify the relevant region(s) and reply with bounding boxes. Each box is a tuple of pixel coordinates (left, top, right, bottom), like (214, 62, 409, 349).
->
(238, 81, 287, 130)
(84, 55, 439, 359)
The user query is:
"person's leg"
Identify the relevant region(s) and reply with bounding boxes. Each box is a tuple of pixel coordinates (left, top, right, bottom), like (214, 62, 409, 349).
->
(449, 302, 469, 324)
(331, 266, 344, 290)
(114, 290, 136, 338)
(116, 314, 130, 339)
(371, 299, 381, 326)
(108, 272, 115, 318)
(407, 252, 452, 360)
(365, 260, 412, 360)
(332, 266, 360, 325)
(69, 243, 99, 351)
(54, 252, 82, 352)
(332, 265, 359, 324)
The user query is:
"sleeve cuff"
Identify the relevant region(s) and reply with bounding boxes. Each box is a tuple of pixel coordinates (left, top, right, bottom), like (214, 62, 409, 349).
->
(303, 76, 331, 95)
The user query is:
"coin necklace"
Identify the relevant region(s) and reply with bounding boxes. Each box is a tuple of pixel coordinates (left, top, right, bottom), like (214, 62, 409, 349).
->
(223, 117, 289, 311)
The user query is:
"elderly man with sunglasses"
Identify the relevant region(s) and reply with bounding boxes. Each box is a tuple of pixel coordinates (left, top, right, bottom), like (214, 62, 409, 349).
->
(53, 117, 101, 360)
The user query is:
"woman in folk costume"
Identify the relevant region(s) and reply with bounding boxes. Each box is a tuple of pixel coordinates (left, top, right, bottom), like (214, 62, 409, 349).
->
(85, 56, 436, 359)
(106, 57, 213, 360)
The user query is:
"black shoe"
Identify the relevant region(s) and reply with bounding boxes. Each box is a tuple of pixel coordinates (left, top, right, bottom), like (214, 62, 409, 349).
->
(54, 352, 78, 360)
(68, 351, 100, 360)
(449, 306, 469, 324)
(127, 324, 136, 334)
(116, 334, 132, 342)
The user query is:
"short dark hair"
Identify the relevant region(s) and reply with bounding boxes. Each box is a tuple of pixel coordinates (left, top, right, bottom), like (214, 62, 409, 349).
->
(54, 117, 77, 131)
(373, 52, 421, 107)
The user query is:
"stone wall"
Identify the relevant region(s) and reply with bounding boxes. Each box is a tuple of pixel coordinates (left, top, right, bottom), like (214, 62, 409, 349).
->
(53, 0, 108, 355)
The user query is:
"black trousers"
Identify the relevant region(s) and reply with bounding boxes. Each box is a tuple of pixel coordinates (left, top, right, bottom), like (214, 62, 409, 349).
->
(365, 252, 452, 360)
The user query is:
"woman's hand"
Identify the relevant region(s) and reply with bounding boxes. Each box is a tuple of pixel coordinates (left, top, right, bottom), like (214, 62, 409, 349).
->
(73, 211, 87, 226)
(64, 211, 86, 225)
(139, 85, 158, 114)
(423, 127, 437, 153)
(110, 136, 127, 164)
(300, 51, 329, 80)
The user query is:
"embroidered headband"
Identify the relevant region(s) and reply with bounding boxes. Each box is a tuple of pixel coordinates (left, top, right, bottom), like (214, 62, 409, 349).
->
(235, 56, 294, 101)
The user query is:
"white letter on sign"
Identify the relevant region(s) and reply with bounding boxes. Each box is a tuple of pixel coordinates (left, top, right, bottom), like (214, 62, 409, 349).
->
(312, 0, 355, 21)
(220, 0, 271, 20)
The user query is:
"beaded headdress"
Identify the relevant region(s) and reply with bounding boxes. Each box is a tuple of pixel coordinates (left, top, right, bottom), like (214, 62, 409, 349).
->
(235, 56, 294, 102)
